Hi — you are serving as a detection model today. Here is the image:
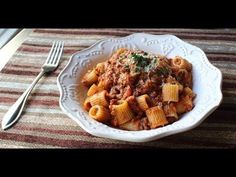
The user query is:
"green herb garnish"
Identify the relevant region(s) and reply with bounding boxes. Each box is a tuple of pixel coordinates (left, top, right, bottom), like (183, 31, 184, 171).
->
(132, 53, 150, 72)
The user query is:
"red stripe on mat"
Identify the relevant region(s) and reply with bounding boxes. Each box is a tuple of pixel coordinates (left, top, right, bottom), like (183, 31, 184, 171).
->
(0, 89, 60, 97)
(18, 46, 80, 54)
(0, 132, 149, 148)
(1, 68, 60, 77)
(13, 125, 93, 137)
(0, 97, 59, 107)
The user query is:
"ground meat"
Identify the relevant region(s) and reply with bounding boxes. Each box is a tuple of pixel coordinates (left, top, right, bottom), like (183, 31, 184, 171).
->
(109, 85, 123, 99)
(149, 91, 162, 106)
(128, 73, 140, 85)
(166, 117, 176, 124)
(139, 117, 150, 130)
(122, 85, 132, 99)
(134, 78, 160, 97)
(126, 96, 144, 118)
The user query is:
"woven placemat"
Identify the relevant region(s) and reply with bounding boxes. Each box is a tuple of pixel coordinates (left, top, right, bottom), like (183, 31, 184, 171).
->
(0, 29, 235, 148)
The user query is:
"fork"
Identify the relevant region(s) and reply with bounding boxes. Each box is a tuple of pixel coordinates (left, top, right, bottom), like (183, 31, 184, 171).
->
(2, 41, 64, 130)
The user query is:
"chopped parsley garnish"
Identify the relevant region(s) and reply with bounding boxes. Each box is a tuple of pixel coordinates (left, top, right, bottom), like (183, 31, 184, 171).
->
(131, 53, 170, 75)
(132, 54, 148, 65)
(131, 53, 150, 72)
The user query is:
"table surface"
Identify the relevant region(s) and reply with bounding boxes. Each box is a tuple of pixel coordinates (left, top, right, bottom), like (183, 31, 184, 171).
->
(0, 28, 235, 148)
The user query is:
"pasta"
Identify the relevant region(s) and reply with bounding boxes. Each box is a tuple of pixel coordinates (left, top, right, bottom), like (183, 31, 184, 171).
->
(162, 83, 179, 102)
(111, 100, 134, 125)
(136, 94, 152, 111)
(176, 87, 195, 114)
(164, 103, 178, 119)
(119, 119, 140, 131)
(87, 84, 99, 96)
(83, 97, 92, 111)
(81, 69, 98, 86)
(89, 90, 109, 107)
(95, 62, 105, 75)
(171, 56, 192, 71)
(81, 49, 196, 130)
(97, 80, 105, 90)
(146, 106, 168, 128)
(89, 105, 110, 122)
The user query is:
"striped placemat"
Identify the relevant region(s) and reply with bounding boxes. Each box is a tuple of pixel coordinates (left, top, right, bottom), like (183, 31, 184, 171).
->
(0, 28, 235, 148)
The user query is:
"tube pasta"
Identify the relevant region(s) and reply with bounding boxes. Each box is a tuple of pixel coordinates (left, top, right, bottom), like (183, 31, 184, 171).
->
(171, 56, 192, 71)
(95, 62, 105, 75)
(111, 100, 134, 125)
(162, 83, 179, 102)
(97, 80, 105, 90)
(82, 69, 98, 86)
(176, 96, 194, 114)
(89, 90, 109, 107)
(136, 94, 152, 111)
(146, 106, 168, 128)
(176, 88, 195, 114)
(184, 87, 195, 97)
(83, 97, 92, 111)
(87, 84, 99, 97)
(89, 105, 110, 122)
(175, 101, 186, 114)
(164, 103, 178, 119)
(119, 119, 140, 131)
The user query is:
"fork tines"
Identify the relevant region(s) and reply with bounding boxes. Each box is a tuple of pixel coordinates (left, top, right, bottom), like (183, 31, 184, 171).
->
(45, 41, 64, 66)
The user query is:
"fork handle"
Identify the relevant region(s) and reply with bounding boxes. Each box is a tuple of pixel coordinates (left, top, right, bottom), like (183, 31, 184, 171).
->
(2, 70, 46, 130)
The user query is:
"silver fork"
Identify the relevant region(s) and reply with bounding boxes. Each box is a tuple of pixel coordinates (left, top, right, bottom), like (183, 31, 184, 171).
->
(2, 41, 64, 130)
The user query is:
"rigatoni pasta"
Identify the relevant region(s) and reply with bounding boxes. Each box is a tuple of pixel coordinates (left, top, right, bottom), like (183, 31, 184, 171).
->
(146, 106, 168, 128)
(164, 103, 178, 119)
(89, 90, 109, 107)
(81, 49, 196, 130)
(83, 97, 92, 111)
(119, 119, 140, 131)
(89, 105, 110, 122)
(111, 100, 134, 125)
(87, 84, 99, 96)
(176, 87, 195, 114)
(162, 83, 179, 102)
(171, 56, 192, 71)
(95, 62, 105, 75)
(136, 94, 152, 111)
(81, 69, 98, 86)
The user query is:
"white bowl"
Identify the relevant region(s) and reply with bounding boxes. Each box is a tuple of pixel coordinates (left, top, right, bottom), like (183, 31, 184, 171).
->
(57, 33, 223, 142)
